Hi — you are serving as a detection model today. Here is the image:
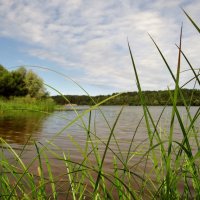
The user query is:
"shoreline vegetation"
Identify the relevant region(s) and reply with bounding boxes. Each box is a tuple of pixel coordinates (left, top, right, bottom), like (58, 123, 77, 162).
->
(1, 88, 199, 113)
(52, 88, 200, 106)
(0, 10, 200, 199)
(0, 96, 55, 112)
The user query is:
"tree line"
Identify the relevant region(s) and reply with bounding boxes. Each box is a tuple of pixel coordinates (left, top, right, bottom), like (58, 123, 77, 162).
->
(0, 65, 48, 98)
(1, 64, 199, 105)
(52, 89, 200, 106)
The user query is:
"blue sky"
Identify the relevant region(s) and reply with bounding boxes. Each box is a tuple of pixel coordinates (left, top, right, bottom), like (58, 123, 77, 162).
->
(0, 0, 199, 96)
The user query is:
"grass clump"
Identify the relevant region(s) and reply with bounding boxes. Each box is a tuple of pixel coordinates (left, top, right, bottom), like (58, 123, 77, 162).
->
(0, 96, 56, 112)
(0, 10, 200, 199)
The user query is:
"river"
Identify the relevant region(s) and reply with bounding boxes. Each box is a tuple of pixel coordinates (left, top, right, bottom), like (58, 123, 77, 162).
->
(0, 106, 199, 198)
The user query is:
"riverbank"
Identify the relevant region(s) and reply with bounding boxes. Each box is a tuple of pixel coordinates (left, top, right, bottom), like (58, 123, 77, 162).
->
(0, 97, 56, 112)
(0, 97, 91, 113)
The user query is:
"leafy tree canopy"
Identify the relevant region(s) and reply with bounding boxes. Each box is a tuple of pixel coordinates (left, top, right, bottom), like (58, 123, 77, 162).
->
(0, 65, 48, 98)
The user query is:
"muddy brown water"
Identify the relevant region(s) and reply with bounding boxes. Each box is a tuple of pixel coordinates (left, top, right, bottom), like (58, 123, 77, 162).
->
(0, 106, 199, 198)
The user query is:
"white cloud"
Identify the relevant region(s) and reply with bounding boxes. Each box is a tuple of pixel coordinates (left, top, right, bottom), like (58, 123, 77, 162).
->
(0, 0, 199, 94)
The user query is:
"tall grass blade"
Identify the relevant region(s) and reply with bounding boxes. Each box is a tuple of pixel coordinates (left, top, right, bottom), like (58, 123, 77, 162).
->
(113, 156, 123, 199)
(128, 41, 152, 140)
(44, 153, 57, 199)
(183, 9, 200, 33)
(94, 107, 123, 194)
(63, 152, 76, 200)
(178, 47, 200, 86)
(35, 142, 46, 199)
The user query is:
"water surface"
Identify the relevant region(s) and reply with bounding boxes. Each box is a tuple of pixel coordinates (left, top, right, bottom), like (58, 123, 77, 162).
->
(0, 106, 199, 156)
(0, 106, 199, 197)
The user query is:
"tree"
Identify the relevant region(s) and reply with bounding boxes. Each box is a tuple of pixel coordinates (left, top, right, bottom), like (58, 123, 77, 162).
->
(0, 65, 8, 73)
(0, 65, 14, 97)
(11, 67, 28, 96)
(0, 65, 48, 98)
(25, 70, 47, 98)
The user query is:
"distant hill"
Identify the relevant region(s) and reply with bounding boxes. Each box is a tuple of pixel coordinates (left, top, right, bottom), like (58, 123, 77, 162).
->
(52, 89, 200, 106)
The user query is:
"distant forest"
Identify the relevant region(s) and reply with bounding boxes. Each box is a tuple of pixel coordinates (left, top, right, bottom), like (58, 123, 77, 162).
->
(52, 89, 200, 106)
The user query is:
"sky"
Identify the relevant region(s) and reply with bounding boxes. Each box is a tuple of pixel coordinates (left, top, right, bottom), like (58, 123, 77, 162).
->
(0, 0, 199, 96)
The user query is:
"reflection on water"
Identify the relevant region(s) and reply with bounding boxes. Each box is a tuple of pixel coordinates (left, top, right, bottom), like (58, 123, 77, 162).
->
(0, 111, 46, 144)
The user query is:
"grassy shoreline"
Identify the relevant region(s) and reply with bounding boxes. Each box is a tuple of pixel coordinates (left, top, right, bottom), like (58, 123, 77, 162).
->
(0, 96, 56, 112)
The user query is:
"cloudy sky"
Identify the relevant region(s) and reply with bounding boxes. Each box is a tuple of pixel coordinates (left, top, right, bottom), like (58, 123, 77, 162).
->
(0, 0, 199, 96)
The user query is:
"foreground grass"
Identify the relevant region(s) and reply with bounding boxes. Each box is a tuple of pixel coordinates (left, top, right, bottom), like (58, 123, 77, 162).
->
(0, 10, 200, 199)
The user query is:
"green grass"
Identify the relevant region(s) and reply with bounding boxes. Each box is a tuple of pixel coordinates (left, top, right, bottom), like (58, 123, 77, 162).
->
(0, 10, 200, 199)
(0, 96, 56, 112)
